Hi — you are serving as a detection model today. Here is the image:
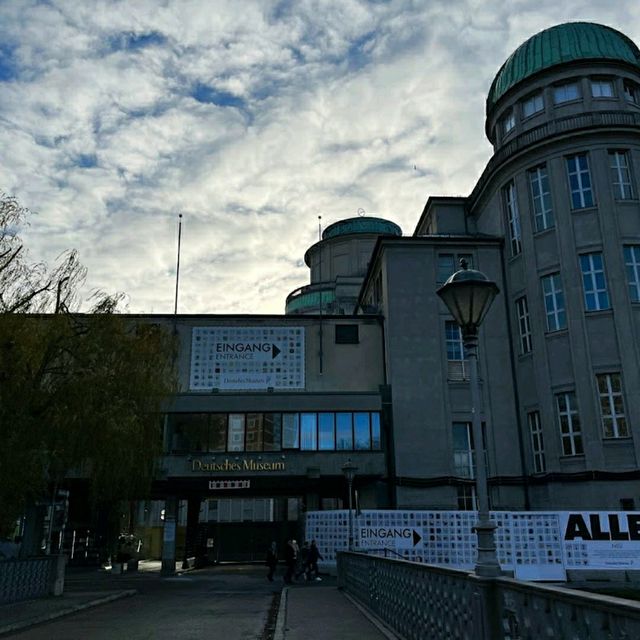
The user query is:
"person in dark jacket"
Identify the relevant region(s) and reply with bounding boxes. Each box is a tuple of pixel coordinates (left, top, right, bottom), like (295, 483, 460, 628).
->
(266, 541, 278, 582)
(295, 540, 310, 580)
(306, 540, 324, 581)
(283, 539, 297, 584)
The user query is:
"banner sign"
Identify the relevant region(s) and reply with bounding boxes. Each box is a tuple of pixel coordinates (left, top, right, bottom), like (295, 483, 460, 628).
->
(189, 326, 305, 390)
(561, 512, 640, 569)
(306, 510, 640, 581)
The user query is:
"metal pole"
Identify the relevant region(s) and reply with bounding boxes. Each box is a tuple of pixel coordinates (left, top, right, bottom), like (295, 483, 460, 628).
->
(174, 213, 183, 315)
(347, 478, 354, 551)
(465, 330, 501, 577)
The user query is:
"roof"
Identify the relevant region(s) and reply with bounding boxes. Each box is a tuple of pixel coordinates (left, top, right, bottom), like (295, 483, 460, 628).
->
(487, 22, 640, 112)
(322, 216, 402, 240)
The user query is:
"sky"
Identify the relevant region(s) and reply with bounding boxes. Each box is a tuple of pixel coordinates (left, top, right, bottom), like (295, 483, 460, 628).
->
(2, 1, 640, 315)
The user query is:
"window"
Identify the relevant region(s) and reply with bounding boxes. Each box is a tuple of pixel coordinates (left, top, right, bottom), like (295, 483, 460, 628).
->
(282, 413, 300, 448)
(566, 154, 594, 208)
(528, 165, 554, 231)
(591, 79, 614, 98)
(624, 80, 639, 104)
(456, 485, 477, 511)
(556, 392, 583, 456)
(336, 413, 353, 450)
(528, 411, 546, 473)
(503, 181, 522, 256)
(371, 413, 381, 449)
(245, 413, 263, 451)
(446, 321, 467, 380)
(541, 273, 566, 331)
(210, 414, 228, 451)
(437, 253, 473, 283)
(335, 325, 359, 344)
(227, 414, 245, 451)
(624, 245, 640, 302)
(503, 110, 515, 134)
(453, 422, 475, 478)
(300, 413, 317, 450)
(354, 412, 371, 450)
(597, 373, 628, 438)
(553, 82, 580, 104)
(522, 92, 544, 118)
(318, 413, 335, 450)
(609, 151, 634, 200)
(263, 414, 282, 451)
(515, 297, 532, 354)
(579, 252, 610, 311)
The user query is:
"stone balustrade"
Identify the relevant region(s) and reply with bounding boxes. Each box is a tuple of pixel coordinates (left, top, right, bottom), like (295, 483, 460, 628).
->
(338, 552, 640, 640)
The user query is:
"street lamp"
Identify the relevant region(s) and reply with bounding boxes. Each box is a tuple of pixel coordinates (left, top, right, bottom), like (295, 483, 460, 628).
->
(437, 259, 501, 578)
(341, 459, 358, 551)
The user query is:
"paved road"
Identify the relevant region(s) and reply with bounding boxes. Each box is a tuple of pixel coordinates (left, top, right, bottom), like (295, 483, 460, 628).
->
(7, 565, 281, 640)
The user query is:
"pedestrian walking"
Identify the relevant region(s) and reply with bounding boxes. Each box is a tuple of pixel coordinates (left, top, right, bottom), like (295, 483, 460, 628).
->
(295, 540, 310, 580)
(283, 539, 297, 584)
(265, 541, 278, 582)
(306, 540, 324, 581)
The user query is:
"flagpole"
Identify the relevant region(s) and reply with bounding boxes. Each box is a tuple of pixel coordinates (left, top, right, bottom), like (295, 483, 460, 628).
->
(174, 213, 183, 315)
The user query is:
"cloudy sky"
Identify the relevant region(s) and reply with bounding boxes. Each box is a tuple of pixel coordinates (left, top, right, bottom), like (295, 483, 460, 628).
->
(1, 1, 639, 314)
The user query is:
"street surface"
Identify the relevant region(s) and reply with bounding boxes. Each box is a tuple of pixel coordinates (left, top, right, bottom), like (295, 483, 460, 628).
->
(7, 564, 282, 640)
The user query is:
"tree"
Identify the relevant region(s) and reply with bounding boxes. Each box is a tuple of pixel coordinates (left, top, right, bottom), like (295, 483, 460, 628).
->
(0, 193, 176, 539)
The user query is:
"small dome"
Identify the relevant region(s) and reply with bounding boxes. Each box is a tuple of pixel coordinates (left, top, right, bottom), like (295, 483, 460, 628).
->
(487, 22, 640, 112)
(322, 217, 402, 240)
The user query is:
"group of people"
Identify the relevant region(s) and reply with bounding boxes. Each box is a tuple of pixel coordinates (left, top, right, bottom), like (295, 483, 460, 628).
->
(266, 538, 323, 583)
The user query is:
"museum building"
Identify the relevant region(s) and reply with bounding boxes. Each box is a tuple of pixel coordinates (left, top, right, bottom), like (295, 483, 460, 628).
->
(63, 22, 640, 564)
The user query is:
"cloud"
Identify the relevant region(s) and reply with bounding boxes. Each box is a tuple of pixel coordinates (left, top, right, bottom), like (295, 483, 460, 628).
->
(1, 0, 640, 314)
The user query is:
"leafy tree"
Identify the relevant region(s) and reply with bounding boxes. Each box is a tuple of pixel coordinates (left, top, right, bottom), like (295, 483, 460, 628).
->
(0, 193, 176, 538)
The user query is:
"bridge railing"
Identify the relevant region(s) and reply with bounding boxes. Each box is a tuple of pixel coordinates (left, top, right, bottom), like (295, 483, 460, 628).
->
(0, 556, 66, 604)
(337, 552, 640, 640)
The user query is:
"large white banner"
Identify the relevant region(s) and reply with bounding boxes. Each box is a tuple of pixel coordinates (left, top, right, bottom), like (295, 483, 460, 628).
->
(306, 510, 640, 581)
(561, 511, 640, 570)
(189, 326, 305, 390)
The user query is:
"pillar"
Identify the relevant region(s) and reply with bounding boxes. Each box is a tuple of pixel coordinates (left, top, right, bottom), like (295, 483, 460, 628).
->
(161, 496, 178, 575)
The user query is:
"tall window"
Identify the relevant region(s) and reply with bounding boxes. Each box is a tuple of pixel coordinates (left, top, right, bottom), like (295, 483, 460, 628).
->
(437, 253, 473, 284)
(503, 181, 522, 256)
(452, 422, 474, 478)
(553, 82, 579, 104)
(336, 413, 353, 450)
(522, 92, 544, 118)
(556, 392, 583, 456)
(503, 110, 515, 134)
(579, 252, 610, 311)
(527, 411, 546, 473)
(300, 413, 317, 450)
(446, 321, 467, 380)
(515, 296, 532, 354)
(591, 79, 614, 98)
(597, 373, 628, 438)
(318, 413, 335, 450)
(624, 245, 640, 302)
(609, 151, 634, 200)
(566, 154, 594, 208)
(541, 273, 566, 331)
(624, 80, 639, 104)
(529, 165, 554, 231)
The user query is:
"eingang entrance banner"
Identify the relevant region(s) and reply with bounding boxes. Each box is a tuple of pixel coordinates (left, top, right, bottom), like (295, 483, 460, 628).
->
(189, 326, 305, 390)
(306, 510, 640, 581)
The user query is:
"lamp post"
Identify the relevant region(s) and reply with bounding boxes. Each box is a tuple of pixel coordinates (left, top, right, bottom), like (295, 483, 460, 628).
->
(437, 259, 501, 577)
(341, 459, 358, 551)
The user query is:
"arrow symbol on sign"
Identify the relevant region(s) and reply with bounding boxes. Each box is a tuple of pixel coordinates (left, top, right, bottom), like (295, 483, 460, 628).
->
(412, 530, 422, 546)
(271, 344, 281, 359)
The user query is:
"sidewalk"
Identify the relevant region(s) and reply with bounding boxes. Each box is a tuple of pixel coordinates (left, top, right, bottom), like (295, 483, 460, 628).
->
(0, 561, 162, 637)
(0, 585, 136, 637)
(276, 582, 397, 640)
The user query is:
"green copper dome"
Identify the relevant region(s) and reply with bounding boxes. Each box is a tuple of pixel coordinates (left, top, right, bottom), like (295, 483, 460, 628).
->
(322, 217, 402, 240)
(487, 22, 640, 111)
